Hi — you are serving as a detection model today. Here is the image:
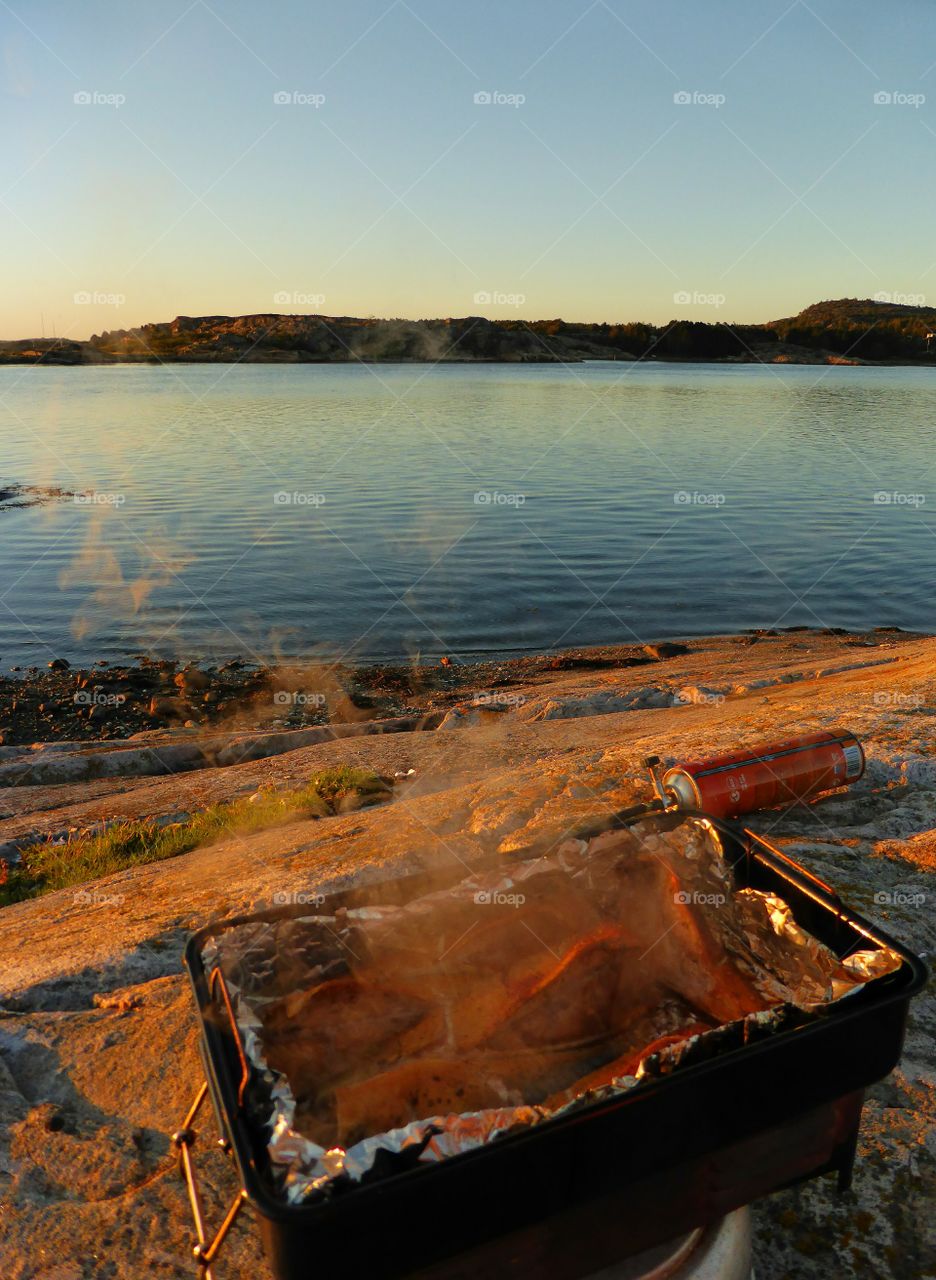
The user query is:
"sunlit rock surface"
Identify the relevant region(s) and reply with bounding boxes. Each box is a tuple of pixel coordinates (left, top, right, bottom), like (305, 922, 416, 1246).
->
(0, 629, 933, 1279)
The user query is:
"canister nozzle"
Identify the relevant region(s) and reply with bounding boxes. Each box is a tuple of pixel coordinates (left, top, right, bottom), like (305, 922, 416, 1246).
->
(644, 755, 670, 807)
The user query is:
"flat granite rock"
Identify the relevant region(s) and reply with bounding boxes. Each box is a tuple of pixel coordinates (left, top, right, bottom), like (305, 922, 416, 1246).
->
(0, 632, 934, 1279)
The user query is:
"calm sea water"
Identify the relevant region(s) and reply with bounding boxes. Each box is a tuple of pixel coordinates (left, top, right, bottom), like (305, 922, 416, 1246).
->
(1, 362, 933, 669)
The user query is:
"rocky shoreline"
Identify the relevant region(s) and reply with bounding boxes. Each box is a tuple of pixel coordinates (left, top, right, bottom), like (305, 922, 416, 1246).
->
(0, 338, 922, 367)
(0, 626, 933, 1279)
(0, 628, 911, 748)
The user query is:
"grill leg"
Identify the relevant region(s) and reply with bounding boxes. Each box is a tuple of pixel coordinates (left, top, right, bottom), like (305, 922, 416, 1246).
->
(836, 1118, 862, 1192)
(173, 1080, 247, 1277)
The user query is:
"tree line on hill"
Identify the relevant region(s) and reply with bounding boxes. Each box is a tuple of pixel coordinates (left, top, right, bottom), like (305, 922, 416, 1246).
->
(3, 298, 934, 364)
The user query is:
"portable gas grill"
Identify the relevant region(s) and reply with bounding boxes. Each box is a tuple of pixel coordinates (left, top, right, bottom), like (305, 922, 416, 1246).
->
(174, 807, 926, 1280)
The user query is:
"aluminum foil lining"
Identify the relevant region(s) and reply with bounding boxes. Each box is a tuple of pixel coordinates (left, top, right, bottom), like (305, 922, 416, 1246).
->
(200, 817, 902, 1204)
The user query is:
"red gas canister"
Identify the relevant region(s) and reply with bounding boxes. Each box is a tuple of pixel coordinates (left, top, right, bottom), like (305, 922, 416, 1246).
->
(662, 730, 865, 818)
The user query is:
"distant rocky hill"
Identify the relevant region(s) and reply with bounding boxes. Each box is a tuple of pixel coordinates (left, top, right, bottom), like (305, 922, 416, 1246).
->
(774, 297, 936, 329)
(768, 297, 936, 361)
(1, 299, 933, 365)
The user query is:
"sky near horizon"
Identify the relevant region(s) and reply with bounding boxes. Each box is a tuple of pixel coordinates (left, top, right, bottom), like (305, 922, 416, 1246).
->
(2, 1, 935, 340)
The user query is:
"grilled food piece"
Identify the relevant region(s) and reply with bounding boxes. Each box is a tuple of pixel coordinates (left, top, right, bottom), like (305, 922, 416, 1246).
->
(326, 1040, 636, 1148)
(255, 821, 786, 1148)
(260, 978, 444, 1101)
(332, 1056, 526, 1147)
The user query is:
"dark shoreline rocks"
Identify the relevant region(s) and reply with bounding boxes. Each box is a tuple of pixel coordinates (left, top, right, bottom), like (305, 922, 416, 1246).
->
(1, 629, 926, 749)
(0, 645, 666, 746)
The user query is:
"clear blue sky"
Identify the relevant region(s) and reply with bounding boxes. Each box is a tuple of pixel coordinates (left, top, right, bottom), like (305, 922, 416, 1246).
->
(2, 0, 934, 338)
